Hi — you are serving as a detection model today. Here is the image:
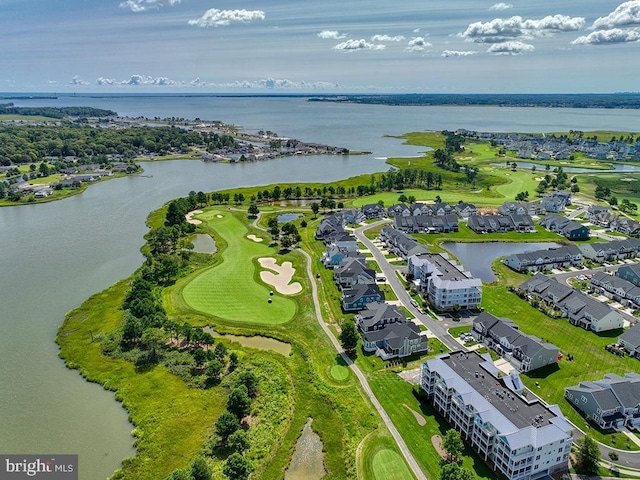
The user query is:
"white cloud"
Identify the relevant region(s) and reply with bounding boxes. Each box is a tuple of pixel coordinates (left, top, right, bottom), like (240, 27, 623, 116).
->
(317, 30, 347, 39)
(70, 75, 90, 86)
(211, 78, 340, 90)
(120, 0, 180, 13)
(572, 27, 640, 44)
(461, 15, 585, 43)
(370, 34, 405, 42)
(96, 77, 116, 85)
(487, 40, 535, 54)
(405, 37, 432, 52)
(333, 39, 386, 51)
(489, 3, 513, 11)
(188, 9, 265, 27)
(441, 50, 478, 57)
(413, 28, 421, 33)
(592, 1, 640, 29)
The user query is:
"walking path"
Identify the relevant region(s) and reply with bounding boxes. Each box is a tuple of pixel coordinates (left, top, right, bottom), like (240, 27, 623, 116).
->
(300, 248, 428, 480)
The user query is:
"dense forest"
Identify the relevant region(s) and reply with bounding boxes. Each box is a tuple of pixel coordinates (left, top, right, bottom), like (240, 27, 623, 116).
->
(0, 104, 116, 118)
(308, 93, 640, 109)
(0, 124, 236, 164)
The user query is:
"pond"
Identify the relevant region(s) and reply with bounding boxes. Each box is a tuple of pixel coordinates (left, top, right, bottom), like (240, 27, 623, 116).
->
(284, 418, 327, 480)
(277, 213, 303, 223)
(191, 234, 217, 254)
(204, 327, 291, 356)
(441, 242, 562, 282)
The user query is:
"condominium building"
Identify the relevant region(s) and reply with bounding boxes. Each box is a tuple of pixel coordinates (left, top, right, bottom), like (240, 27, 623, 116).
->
(421, 351, 573, 480)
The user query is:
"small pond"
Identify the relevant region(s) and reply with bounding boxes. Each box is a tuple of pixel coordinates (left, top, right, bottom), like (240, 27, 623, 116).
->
(191, 234, 217, 254)
(277, 213, 302, 223)
(441, 242, 562, 282)
(284, 418, 326, 480)
(204, 327, 291, 356)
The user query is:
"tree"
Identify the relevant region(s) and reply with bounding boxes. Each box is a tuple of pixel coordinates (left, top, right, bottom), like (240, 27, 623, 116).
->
(141, 327, 166, 362)
(247, 204, 259, 217)
(227, 385, 251, 418)
(223, 453, 252, 480)
(190, 456, 211, 480)
(442, 429, 464, 464)
(237, 370, 259, 397)
(310, 202, 320, 217)
(340, 321, 358, 355)
(227, 430, 249, 454)
(215, 411, 240, 441)
(164, 468, 192, 480)
(575, 435, 600, 475)
(121, 311, 143, 344)
(439, 462, 475, 480)
(206, 359, 224, 379)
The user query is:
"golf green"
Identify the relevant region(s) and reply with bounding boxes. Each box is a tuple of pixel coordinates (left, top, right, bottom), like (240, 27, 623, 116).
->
(372, 449, 414, 480)
(182, 210, 296, 324)
(330, 365, 349, 381)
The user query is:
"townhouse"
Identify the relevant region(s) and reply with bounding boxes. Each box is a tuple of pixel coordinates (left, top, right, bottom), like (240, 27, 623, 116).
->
(565, 373, 640, 430)
(472, 312, 559, 373)
(503, 245, 583, 273)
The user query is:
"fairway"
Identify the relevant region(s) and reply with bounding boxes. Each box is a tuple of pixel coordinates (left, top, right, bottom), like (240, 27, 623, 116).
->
(372, 449, 414, 480)
(182, 210, 296, 324)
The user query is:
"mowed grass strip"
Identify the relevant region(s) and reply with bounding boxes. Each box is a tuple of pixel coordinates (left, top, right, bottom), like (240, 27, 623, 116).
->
(182, 210, 296, 324)
(372, 449, 414, 480)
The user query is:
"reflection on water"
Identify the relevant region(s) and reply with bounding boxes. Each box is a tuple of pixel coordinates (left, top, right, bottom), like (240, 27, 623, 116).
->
(191, 233, 217, 254)
(284, 418, 327, 480)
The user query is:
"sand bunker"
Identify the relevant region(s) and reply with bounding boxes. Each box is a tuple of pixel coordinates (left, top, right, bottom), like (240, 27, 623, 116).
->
(185, 210, 203, 225)
(258, 257, 302, 295)
(247, 234, 264, 243)
(216, 214, 223, 218)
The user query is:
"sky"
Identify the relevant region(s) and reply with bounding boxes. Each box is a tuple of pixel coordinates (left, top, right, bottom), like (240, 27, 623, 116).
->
(1, 0, 640, 93)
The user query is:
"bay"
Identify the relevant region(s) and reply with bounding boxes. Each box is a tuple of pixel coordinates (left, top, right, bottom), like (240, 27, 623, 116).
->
(2, 95, 640, 479)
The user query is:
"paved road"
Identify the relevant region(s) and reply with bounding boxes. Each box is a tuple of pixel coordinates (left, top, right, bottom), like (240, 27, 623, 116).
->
(300, 249, 428, 480)
(353, 221, 472, 353)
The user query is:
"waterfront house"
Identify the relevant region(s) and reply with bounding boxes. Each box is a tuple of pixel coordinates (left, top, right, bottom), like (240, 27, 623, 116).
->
(503, 245, 583, 273)
(579, 239, 640, 262)
(539, 214, 590, 240)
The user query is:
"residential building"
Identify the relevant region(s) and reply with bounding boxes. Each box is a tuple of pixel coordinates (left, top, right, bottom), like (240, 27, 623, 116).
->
(503, 245, 583, 273)
(518, 274, 625, 332)
(579, 239, 640, 262)
(361, 320, 428, 359)
(590, 272, 640, 309)
(541, 191, 571, 213)
(586, 206, 616, 227)
(539, 214, 590, 240)
(421, 351, 573, 480)
(407, 253, 482, 311)
(341, 283, 385, 311)
(617, 263, 640, 287)
(455, 202, 477, 218)
(361, 203, 386, 219)
(333, 257, 376, 290)
(619, 323, 640, 359)
(612, 217, 640, 237)
(393, 213, 458, 234)
(467, 214, 535, 234)
(472, 312, 559, 373)
(565, 373, 640, 430)
(356, 302, 407, 332)
(380, 226, 429, 259)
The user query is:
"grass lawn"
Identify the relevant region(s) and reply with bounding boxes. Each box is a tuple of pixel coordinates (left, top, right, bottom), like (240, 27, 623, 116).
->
(482, 285, 640, 449)
(372, 449, 414, 480)
(182, 210, 297, 324)
(365, 372, 495, 480)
